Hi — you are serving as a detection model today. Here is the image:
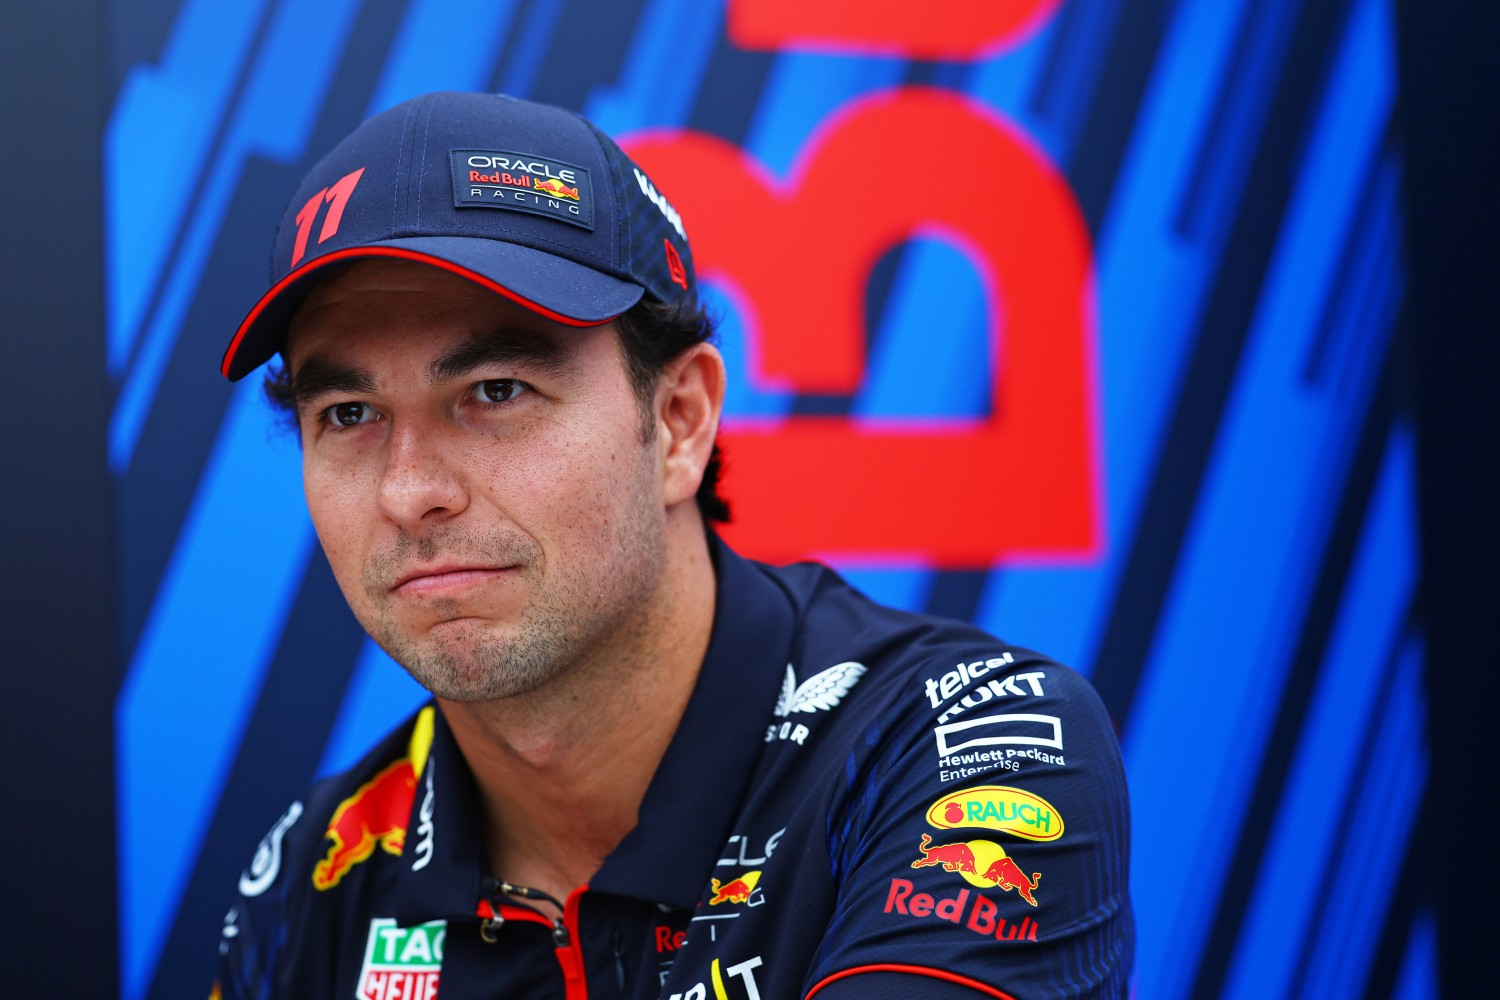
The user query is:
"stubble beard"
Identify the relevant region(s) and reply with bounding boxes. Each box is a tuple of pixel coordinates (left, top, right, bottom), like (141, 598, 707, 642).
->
(355, 485, 667, 705)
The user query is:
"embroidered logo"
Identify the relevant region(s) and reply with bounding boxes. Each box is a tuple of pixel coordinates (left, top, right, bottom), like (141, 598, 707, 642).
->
(708, 870, 763, 906)
(766, 661, 867, 745)
(451, 150, 594, 230)
(411, 767, 435, 872)
(314, 707, 435, 890)
(910, 834, 1043, 907)
(238, 800, 302, 897)
(774, 661, 866, 716)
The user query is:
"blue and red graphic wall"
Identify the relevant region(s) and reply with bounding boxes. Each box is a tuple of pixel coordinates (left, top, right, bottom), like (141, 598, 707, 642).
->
(14, 0, 1478, 995)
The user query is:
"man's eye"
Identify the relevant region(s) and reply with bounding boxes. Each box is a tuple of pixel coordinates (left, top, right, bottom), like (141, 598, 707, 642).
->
(324, 402, 378, 428)
(471, 379, 529, 404)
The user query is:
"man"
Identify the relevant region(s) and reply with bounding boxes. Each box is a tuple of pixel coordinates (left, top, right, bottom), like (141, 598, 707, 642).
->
(214, 91, 1132, 999)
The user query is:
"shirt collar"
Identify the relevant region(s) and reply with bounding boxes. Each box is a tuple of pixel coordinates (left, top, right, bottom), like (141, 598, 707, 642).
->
(589, 536, 796, 907)
(394, 535, 798, 920)
(395, 709, 488, 925)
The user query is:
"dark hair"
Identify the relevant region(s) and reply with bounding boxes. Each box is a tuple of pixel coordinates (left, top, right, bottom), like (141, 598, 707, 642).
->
(613, 296, 731, 524)
(262, 294, 730, 525)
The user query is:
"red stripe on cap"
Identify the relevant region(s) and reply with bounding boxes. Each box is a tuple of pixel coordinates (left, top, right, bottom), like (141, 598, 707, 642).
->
(220, 246, 613, 378)
(804, 964, 1019, 999)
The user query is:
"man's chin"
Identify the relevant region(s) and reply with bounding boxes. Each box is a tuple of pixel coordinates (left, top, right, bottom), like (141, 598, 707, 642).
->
(379, 630, 560, 704)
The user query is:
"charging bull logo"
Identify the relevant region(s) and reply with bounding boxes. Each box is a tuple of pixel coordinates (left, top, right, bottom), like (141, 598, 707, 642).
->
(980, 854, 1042, 907)
(709, 870, 763, 905)
(535, 177, 580, 200)
(910, 834, 1042, 906)
(313, 708, 435, 890)
(911, 834, 977, 874)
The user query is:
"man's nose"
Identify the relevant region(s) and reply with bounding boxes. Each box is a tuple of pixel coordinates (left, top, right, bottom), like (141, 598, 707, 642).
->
(377, 421, 468, 527)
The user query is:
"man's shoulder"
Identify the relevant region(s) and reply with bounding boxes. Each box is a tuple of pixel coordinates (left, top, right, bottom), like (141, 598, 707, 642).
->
(754, 555, 1091, 705)
(231, 703, 436, 909)
(717, 560, 1132, 998)
(747, 555, 1115, 773)
(216, 705, 438, 993)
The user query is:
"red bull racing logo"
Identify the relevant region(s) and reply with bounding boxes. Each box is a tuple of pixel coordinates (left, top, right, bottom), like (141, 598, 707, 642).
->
(708, 870, 762, 905)
(911, 834, 1041, 906)
(887, 782, 1062, 939)
(534, 177, 580, 200)
(313, 708, 435, 891)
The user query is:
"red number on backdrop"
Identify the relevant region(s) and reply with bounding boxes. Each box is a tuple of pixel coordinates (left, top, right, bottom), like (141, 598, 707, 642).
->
(625, 87, 1101, 566)
(729, 0, 1061, 58)
(289, 167, 365, 267)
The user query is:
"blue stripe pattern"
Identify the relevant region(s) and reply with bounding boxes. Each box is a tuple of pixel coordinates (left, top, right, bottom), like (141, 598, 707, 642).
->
(975, 0, 1259, 668)
(116, 380, 313, 1000)
(111, 2, 371, 996)
(368, 0, 520, 112)
(1127, 0, 1400, 993)
(106, 0, 1429, 995)
(1299, 634, 1428, 998)
(1220, 424, 1417, 999)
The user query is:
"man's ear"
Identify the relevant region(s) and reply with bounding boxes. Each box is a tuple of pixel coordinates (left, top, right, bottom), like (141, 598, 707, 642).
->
(657, 343, 726, 508)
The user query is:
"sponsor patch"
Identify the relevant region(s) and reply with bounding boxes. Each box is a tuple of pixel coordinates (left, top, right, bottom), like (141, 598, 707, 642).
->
(633, 167, 686, 239)
(910, 834, 1043, 905)
(922, 655, 1048, 726)
(717, 827, 784, 867)
(357, 918, 445, 999)
(666, 955, 765, 1000)
(411, 767, 435, 872)
(315, 708, 434, 890)
(884, 877, 1042, 938)
(709, 870, 763, 906)
(935, 712, 1063, 758)
(655, 924, 688, 953)
(238, 800, 302, 897)
(451, 149, 594, 230)
(926, 785, 1064, 841)
(766, 661, 866, 744)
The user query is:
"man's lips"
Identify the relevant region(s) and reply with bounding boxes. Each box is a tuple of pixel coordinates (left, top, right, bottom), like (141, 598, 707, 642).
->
(390, 565, 516, 598)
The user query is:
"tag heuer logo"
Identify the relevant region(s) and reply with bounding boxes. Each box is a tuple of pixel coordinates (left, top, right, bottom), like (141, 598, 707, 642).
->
(357, 918, 444, 1000)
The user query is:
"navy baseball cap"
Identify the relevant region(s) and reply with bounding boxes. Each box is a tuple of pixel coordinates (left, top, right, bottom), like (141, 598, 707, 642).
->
(221, 91, 695, 380)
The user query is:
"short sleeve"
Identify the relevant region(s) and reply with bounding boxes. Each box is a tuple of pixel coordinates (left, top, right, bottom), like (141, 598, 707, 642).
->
(807, 651, 1133, 999)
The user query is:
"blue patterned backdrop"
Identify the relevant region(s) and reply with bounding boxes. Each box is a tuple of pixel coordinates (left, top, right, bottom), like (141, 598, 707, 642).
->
(106, 0, 1429, 996)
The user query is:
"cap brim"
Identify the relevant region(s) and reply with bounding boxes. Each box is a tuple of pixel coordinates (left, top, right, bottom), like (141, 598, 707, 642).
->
(221, 237, 645, 380)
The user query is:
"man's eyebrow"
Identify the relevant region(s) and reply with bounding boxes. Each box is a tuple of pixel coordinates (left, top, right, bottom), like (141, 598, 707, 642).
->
(426, 330, 576, 383)
(291, 357, 376, 407)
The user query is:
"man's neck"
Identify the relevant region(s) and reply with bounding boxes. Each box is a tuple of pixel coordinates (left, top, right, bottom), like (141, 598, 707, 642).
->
(436, 520, 717, 906)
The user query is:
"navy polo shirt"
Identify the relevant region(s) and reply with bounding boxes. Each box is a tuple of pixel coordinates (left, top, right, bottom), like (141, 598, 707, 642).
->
(215, 539, 1132, 998)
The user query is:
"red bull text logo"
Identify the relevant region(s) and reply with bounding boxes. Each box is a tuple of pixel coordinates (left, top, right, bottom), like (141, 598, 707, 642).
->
(708, 870, 762, 905)
(465, 171, 578, 201)
(884, 878, 1040, 941)
(655, 925, 688, 953)
(314, 708, 434, 891)
(925, 785, 1063, 841)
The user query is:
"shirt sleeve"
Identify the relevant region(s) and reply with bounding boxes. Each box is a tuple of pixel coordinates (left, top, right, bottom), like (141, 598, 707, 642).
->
(807, 650, 1133, 999)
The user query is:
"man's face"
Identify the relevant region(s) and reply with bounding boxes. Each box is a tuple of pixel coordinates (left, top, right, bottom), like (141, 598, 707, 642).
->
(286, 258, 669, 702)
